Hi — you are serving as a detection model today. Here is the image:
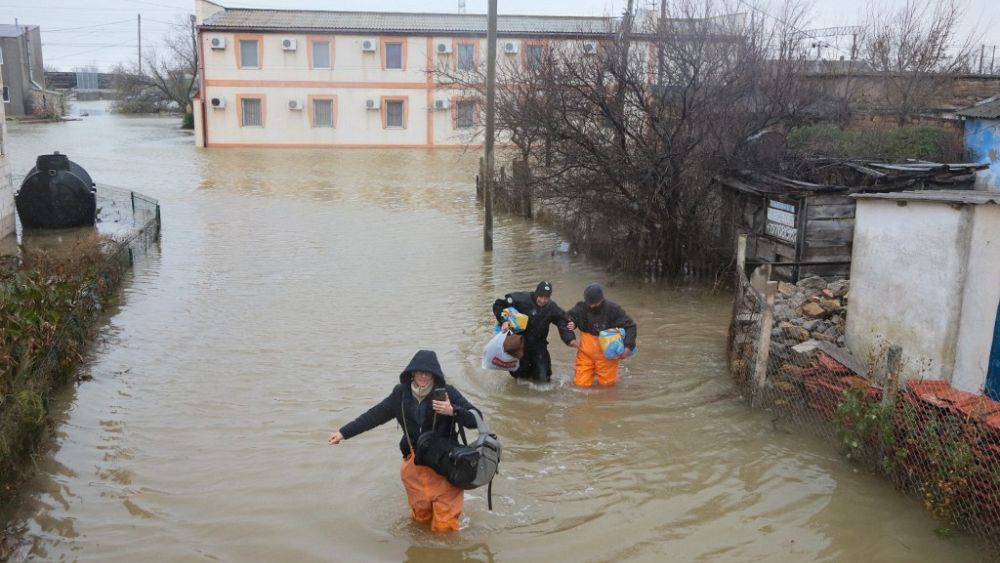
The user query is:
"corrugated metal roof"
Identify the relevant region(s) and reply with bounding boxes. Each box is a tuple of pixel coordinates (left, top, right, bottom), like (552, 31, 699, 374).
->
(0, 24, 37, 38)
(955, 97, 1000, 119)
(201, 8, 618, 36)
(853, 190, 1000, 205)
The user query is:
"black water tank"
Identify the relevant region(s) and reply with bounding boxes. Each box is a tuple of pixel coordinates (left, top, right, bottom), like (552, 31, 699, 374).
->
(15, 152, 97, 229)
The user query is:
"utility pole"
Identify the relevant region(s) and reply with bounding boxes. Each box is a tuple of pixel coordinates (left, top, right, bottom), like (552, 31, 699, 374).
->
(980, 44, 985, 74)
(138, 14, 142, 74)
(483, 0, 497, 251)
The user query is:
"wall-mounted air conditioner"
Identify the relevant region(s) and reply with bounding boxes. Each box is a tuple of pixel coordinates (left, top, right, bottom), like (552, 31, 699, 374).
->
(582, 41, 597, 55)
(210, 97, 226, 109)
(433, 99, 450, 110)
(436, 42, 452, 54)
(365, 98, 378, 110)
(503, 41, 518, 54)
(281, 38, 298, 51)
(288, 99, 304, 110)
(361, 39, 377, 52)
(209, 37, 226, 50)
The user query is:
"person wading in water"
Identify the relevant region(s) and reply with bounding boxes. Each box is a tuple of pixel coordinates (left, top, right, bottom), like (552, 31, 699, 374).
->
(328, 350, 481, 532)
(491, 281, 575, 383)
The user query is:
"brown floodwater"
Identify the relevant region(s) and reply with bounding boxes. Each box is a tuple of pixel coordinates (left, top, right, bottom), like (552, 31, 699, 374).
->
(0, 101, 990, 561)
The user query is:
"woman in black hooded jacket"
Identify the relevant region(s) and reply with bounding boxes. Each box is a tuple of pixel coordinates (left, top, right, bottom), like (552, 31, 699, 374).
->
(328, 350, 480, 532)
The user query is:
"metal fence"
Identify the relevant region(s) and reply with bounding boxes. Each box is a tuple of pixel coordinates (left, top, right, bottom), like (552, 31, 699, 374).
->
(728, 234, 1000, 550)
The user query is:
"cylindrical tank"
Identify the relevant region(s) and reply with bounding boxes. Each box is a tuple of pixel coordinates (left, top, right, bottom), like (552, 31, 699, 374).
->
(15, 152, 97, 229)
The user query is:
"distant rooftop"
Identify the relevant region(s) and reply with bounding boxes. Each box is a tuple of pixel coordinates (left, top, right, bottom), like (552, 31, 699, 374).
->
(0, 24, 38, 38)
(201, 8, 618, 36)
(956, 97, 1000, 120)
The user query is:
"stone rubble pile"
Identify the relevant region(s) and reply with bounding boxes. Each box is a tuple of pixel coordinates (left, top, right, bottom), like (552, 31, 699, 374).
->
(771, 276, 850, 348)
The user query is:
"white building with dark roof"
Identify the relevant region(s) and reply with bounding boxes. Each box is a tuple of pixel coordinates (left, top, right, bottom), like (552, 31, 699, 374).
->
(0, 23, 45, 117)
(193, 0, 627, 148)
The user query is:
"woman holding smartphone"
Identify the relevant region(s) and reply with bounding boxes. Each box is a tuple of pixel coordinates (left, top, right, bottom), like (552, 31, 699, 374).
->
(328, 349, 481, 532)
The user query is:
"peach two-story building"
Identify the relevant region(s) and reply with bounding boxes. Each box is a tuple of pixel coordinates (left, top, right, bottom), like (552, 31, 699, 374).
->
(193, 0, 621, 149)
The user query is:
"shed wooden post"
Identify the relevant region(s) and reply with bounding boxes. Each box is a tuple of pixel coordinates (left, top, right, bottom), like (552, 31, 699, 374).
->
(753, 280, 778, 398)
(477, 157, 485, 204)
(522, 160, 533, 218)
(882, 345, 903, 408)
(736, 234, 747, 279)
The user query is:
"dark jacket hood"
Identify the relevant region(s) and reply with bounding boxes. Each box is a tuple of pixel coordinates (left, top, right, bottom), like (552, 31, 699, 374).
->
(399, 349, 446, 386)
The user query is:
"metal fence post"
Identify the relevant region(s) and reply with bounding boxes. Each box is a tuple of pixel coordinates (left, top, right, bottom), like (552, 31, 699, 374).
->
(882, 345, 903, 408)
(753, 280, 778, 398)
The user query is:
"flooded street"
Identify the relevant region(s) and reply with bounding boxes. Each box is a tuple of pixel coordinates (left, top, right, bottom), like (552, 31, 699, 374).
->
(0, 101, 989, 561)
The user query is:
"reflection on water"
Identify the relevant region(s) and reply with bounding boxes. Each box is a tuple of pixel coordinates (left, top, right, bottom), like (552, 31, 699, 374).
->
(0, 101, 990, 561)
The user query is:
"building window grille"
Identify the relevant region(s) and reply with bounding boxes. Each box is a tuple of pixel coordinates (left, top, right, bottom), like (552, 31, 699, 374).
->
(312, 99, 333, 127)
(457, 44, 476, 71)
(241, 97, 263, 126)
(385, 42, 403, 70)
(312, 41, 331, 69)
(526, 44, 544, 69)
(385, 100, 404, 128)
(240, 40, 260, 68)
(455, 101, 475, 129)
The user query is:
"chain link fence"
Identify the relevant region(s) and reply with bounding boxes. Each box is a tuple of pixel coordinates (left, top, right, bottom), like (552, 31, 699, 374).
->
(728, 235, 1000, 549)
(0, 183, 159, 491)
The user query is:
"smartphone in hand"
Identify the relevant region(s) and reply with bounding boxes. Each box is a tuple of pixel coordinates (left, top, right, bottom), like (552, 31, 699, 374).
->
(433, 388, 447, 401)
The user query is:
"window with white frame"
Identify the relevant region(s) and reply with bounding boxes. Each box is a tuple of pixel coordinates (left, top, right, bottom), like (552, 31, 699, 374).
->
(455, 101, 475, 129)
(312, 99, 333, 127)
(457, 43, 476, 71)
(312, 41, 331, 69)
(239, 39, 260, 68)
(241, 97, 263, 126)
(385, 100, 404, 128)
(385, 42, 403, 70)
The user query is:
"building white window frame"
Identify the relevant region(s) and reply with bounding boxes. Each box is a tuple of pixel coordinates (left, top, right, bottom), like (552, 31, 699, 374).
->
(238, 95, 265, 127)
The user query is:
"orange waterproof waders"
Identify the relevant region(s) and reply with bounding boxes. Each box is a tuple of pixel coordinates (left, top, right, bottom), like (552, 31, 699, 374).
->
(400, 453, 464, 532)
(574, 332, 621, 387)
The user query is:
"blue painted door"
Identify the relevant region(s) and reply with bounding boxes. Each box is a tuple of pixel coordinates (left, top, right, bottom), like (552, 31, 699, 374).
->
(987, 300, 1000, 401)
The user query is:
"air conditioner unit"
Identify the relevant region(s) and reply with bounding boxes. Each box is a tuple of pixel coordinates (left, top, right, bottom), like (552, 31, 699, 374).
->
(503, 41, 518, 54)
(433, 99, 450, 110)
(288, 99, 304, 110)
(436, 42, 452, 54)
(365, 98, 378, 110)
(361, 39, 377, 52)
(210, 97, 226, 109)
(281, 38, 298, 51)
(209, 37, 226, 50)
(582, 41, 597, 55)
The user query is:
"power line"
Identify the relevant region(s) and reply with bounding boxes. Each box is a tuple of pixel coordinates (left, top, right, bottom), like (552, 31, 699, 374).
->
(44, 19, 134, 32)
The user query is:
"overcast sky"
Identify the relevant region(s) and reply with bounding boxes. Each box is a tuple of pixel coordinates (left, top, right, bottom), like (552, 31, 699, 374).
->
(1, 0, 997, 72)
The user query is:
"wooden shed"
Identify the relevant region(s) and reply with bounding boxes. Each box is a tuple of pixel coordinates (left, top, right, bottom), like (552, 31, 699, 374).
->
(716, 160, 986, 282)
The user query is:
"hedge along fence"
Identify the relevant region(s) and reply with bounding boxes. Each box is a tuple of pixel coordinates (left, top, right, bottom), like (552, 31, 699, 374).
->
(728, 235, 1000, 549)
(0, 184, 159, 497)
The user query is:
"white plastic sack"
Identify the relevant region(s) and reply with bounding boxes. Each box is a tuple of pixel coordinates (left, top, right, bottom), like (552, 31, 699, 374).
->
(482, 330, 520, 371)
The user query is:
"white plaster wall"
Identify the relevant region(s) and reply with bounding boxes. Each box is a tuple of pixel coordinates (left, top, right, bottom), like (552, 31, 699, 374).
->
(846, 199, 970, 382)
(952, 205, 1000, 392)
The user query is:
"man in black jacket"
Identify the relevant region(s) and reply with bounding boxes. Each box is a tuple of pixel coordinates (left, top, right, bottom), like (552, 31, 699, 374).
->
(566, 283, 637, 387)
(492, 281, 575, 383)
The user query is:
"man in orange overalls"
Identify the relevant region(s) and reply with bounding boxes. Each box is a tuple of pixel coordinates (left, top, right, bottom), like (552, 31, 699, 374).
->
(566, 284, 637, 387)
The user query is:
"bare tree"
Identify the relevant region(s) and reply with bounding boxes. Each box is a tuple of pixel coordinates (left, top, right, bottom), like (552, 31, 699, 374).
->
(113, 15, 197, 115)
(441, 0, 821, 279)
(858, 0, 977, 124)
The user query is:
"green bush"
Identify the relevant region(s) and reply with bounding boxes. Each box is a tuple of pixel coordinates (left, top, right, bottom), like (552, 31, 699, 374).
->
(787, 125, 961, 161)
(181, 110, 194, 130)
(0, 238, 127, 497)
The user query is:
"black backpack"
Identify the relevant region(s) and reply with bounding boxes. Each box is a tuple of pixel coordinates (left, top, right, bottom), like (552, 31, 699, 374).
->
(407, 407, 502, 510)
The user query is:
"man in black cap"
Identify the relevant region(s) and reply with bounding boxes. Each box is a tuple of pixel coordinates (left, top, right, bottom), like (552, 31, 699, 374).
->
(491, 281, 575, 383)
(566, 283, 637, 387)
